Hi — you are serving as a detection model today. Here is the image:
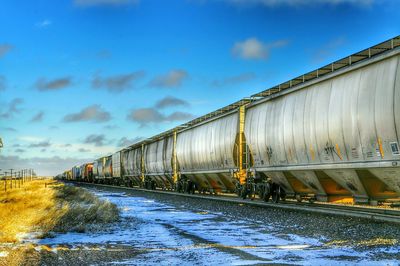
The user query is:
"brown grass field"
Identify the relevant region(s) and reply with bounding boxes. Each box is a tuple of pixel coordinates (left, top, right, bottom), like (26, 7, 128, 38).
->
(0, 179, 65, 243)
(0, 179, 119, 265)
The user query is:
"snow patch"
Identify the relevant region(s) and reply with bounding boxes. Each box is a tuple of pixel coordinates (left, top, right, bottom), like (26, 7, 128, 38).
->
(36, 188, 400, 265)
(0, 251, 8, 257)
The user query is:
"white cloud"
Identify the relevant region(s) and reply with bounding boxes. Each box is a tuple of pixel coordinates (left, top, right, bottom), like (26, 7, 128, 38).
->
(18, 136, 45, 142)
(83, 134, 108, 147)
(0, 98, 23, 119)
(0, 44, 13, 58)
(149, 70, 189, 88)
(35, 19, 52, 28)
(28, 140, 51, 148)
(30, 111, 44, 123)
(35, 76, 72, 91)
(127, 107, 194, 126)
(155, 96, 190, 109)
(232, 38, 267, 60)
(92, 71, 145, 92)
(117, 136, 143, 147)
(232, 38, 288, 60)
(62, 105, 111, 123)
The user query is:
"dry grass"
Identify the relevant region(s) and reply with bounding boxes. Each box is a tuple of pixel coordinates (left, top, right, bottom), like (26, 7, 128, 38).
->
(0, 179, 120, 265)
(0, 180, 65, 243)
(0, 179, 119, 243)
(51, 185, 119, 234)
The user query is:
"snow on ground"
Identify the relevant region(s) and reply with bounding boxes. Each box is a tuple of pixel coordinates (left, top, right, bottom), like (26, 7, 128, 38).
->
(39, 189, 400, 265)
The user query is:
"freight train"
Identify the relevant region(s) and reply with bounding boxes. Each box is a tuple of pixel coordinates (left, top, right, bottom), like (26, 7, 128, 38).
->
(59, 36, 400, 205)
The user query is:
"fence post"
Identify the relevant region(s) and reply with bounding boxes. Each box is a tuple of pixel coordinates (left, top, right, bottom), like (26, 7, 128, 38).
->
(10, 169, 13, 189)
(4, 172, 8, 191)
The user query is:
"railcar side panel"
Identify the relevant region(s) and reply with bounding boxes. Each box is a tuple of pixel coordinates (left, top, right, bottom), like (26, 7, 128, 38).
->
(283, 93, 298, 165)
(374, 56, 399, 160)
(176, 113, 238, 192)
(112, 152, 121, 178)
(314, 80, 333, 163)
(328, 74, 349, 162)
(292, 91, 309, 164)
(104, 156, 112, 178)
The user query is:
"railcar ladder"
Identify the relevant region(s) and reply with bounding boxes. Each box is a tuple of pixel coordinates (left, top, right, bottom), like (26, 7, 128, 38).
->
(238, 105, 248, 185)
(141, 143, 145, 184)
(172, 131, 178, 184)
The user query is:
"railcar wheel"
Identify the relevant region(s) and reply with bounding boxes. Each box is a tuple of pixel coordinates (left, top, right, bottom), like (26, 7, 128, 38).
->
(249, 191, 253, 200)
(257, 185, 265, 198)
(263, 193, 271, 202)
(247, 184, 254, 200)
(241, 186, 248, 199)
(236, 184, 243, 197)
(236, 189, 241, 197)
(272, 186, 280, 203)
(192, 183, 197, 194)
(295, 195, 302, 203)
(280, 190, 286, 201)
(263, 183, 271, 202)
(187, 180, 194, 194)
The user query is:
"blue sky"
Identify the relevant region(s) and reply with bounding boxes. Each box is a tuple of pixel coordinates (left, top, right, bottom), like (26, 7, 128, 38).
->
(0, 0, 399, 175)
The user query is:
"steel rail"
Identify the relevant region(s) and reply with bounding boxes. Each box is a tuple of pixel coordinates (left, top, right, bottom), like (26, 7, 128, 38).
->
(69, 181, 400, 225)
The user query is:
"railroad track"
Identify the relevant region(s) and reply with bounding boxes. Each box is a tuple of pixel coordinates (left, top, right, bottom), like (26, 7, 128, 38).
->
(70, 182, 400, 225)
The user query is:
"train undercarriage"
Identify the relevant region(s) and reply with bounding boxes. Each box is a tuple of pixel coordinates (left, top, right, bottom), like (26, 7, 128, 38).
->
(89, 167, 398, 207)
(72, 170, 400, 207)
